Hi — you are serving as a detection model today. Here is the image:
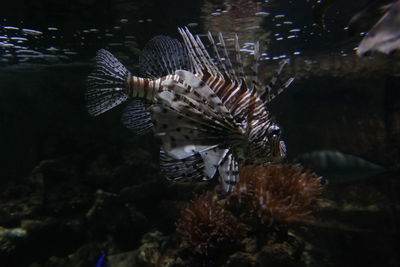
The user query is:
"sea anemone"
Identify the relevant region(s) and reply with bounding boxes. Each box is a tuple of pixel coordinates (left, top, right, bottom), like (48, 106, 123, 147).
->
(229, 164, 324, 227)
(176, 192, 246, 258)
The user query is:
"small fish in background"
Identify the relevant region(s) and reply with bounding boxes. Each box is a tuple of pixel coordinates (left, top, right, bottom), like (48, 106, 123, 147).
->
(294, 150, 386, 184)
(308, 0, 391, 30)
(357, 0, 400, 55)
(347, 0, 393, 35)
(308, 0, 400, 55)
(96, 253, 109, 267)
(86, 28, 293, 193)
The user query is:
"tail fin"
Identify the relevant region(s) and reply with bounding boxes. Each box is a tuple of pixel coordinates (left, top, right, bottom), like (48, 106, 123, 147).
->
(86, 49, 131, 116)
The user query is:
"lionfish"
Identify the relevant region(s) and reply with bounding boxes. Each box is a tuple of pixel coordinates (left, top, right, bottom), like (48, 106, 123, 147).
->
(86, 28, 294, 193)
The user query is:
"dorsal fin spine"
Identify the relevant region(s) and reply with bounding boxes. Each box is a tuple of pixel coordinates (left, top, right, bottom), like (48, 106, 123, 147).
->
(233, 34, 245, 80)
(218, 33, 236, 81)
(178, 28, 203, 74)
(260, 58, 294, 102)
(180, 27, 222, 78)
(184, 29, 206, 73)
(195, 35, 222, 78)
(207, 32, 229, 78)
(251, 41, 261, 92)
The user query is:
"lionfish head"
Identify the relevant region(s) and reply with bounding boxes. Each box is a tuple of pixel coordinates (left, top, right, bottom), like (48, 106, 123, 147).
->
(246, 122, 287, 165)
(267, 124, 287, 161)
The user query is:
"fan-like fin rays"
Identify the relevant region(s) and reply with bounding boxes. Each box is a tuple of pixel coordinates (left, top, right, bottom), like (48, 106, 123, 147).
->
(121, 100, 153, 135)
(86, 49, 130, 116)
(218, 151, 239, 193)
(139, 35, 192, 78)
(160, 149, 205, 181)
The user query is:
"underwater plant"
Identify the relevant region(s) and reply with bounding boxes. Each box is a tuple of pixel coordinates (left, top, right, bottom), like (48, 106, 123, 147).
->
(229, 164, 324, 228)
(176, 192, 246, 258)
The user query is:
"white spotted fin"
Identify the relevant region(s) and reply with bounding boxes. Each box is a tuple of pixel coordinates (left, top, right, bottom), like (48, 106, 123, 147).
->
(150, 94, 235, 160)
(199, 147, 229, 179)
(150, 71, 243, 185)
(174, 70, 230, 114)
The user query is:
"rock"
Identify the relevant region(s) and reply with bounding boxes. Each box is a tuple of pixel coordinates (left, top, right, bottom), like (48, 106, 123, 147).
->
(0, 226, 28, 253)
(224, 252, 258, 267)
(136, 231, 169, 266)
(108, 251, 138, 267)
(257, 242, 301, 267)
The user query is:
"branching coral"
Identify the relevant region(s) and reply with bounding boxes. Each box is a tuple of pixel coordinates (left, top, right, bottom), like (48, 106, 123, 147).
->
(176, 192, 246, 257)
(175, 164, 323, 264)
(229, 164, 324, 227)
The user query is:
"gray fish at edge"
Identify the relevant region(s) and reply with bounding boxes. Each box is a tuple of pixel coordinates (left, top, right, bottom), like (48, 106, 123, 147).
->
(357, 0, 400, 55)
(294, 150, 386, 183)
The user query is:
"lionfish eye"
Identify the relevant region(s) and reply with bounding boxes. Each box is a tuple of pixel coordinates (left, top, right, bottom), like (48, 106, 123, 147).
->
(268, 125, 281, 137)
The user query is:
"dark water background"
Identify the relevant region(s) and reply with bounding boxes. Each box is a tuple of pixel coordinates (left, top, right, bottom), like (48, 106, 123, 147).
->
(0, 0, 399, 266)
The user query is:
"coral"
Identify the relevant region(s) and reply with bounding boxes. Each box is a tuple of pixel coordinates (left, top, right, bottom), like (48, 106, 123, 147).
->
(176, 192, 246, 258)
(229, 164, 323, 227)
(175, 164, 323, 264)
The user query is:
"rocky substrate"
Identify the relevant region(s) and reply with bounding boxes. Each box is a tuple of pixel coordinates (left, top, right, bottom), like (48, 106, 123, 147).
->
(0, 140, 399, 266)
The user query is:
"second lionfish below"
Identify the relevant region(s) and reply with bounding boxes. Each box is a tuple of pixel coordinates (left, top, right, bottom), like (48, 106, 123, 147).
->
(86, 28, 294, 193)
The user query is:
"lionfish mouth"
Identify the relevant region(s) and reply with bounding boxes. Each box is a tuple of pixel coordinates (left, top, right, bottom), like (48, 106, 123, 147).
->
(271, 135, 287, 160)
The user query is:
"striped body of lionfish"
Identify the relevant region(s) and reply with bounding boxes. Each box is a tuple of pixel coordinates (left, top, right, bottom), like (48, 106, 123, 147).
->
(86, 28, 294, 193)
